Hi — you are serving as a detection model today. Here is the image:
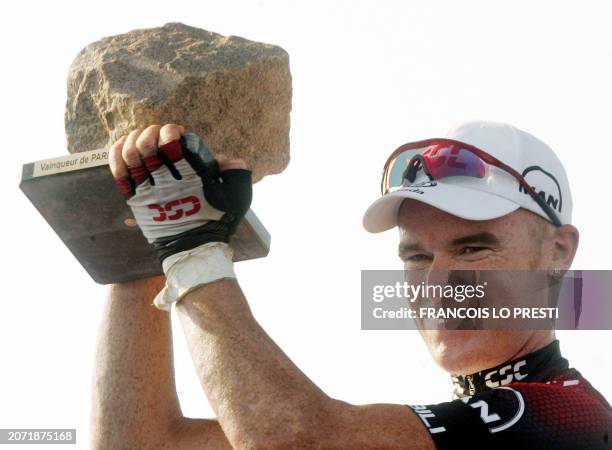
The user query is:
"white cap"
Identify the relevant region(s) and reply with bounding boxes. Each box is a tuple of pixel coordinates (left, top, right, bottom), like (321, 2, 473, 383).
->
(363, 120, 572, 232)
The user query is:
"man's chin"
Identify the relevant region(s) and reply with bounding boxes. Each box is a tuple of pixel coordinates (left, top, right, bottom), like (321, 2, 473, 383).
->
(419, 329, 518, 375)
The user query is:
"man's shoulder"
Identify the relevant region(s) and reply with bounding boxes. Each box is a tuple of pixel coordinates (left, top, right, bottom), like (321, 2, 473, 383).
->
(506, 366, 611, 411)
(414, 368, 611, 450)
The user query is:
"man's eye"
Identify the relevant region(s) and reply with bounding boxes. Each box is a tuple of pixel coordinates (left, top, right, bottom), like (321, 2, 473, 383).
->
(405, 254, 431, 262)
(461, 246, 486, 255)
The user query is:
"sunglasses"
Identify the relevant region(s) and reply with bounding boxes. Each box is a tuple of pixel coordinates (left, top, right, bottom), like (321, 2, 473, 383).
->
(381, 138, 562, 227)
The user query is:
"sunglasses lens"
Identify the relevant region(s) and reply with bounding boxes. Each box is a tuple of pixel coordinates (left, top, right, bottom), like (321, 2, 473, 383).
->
(383, 148, 425, 193)
(422, 143, 486, 180)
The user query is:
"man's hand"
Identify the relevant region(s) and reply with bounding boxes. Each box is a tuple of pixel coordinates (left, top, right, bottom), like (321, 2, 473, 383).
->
(109, 124, 252, 263)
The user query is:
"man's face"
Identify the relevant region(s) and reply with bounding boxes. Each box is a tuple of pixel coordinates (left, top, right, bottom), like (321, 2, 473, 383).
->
(397, 199, 561, 375)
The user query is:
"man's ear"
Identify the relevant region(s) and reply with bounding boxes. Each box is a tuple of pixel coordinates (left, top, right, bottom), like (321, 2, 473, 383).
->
(552, 224, 579, 270)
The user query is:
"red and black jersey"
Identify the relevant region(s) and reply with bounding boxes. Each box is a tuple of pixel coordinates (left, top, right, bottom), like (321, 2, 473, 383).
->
(408, 341, 611, 449)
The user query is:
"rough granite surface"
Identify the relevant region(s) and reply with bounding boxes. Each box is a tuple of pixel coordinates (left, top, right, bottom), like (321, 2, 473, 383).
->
(65, 22, 291, 182)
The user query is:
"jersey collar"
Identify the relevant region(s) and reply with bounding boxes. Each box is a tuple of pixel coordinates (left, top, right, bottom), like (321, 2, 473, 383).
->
(451, 340, 569, 398)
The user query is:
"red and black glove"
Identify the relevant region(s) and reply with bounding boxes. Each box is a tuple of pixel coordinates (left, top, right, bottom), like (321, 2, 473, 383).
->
(114, 133, 252, 263)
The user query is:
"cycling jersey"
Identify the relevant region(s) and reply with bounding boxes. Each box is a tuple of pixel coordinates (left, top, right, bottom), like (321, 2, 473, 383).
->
(408, 340, 611, 449)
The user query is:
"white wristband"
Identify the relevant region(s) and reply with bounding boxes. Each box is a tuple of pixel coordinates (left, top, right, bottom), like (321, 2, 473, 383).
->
(153, 241, 236, 311)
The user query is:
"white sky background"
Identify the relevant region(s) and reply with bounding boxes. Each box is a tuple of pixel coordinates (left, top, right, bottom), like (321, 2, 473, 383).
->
(1, 0, 611, 447)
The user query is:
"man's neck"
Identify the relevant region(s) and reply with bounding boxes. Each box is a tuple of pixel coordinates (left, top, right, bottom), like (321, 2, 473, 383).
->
(506, 331, 556, 363)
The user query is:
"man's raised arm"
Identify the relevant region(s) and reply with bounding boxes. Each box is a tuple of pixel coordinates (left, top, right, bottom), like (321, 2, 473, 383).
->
(91, 125, 233, 449)
(105, 123, 435, 449)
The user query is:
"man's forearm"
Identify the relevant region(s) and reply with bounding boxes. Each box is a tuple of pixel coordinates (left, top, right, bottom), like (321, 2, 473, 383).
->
(176, 279, 335, 448)
(91, 276, 182, 449)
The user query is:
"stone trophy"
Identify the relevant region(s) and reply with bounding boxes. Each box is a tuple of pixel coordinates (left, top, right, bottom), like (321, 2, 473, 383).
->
(20, 23, 291, 283)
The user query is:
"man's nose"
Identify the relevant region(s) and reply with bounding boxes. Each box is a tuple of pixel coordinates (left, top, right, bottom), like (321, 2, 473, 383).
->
(427, 254, 455, 282)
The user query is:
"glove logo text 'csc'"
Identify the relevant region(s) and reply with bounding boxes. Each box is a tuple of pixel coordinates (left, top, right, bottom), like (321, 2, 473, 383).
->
(147, 196, 202, 222)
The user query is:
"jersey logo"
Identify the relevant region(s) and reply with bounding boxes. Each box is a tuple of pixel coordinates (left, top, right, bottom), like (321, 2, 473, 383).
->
(467, 399, 500, 423)
(409, 405, 446, 434)
(461, 387, 526, 433)
(148, 195, 202, 222)
(485, 360, 528, 388)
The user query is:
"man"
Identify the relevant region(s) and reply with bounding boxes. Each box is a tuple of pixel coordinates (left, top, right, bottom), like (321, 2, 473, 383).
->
(92, 120, 610, 449)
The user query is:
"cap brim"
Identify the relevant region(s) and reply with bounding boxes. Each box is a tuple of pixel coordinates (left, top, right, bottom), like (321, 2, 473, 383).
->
(363, 181, 521, 233)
